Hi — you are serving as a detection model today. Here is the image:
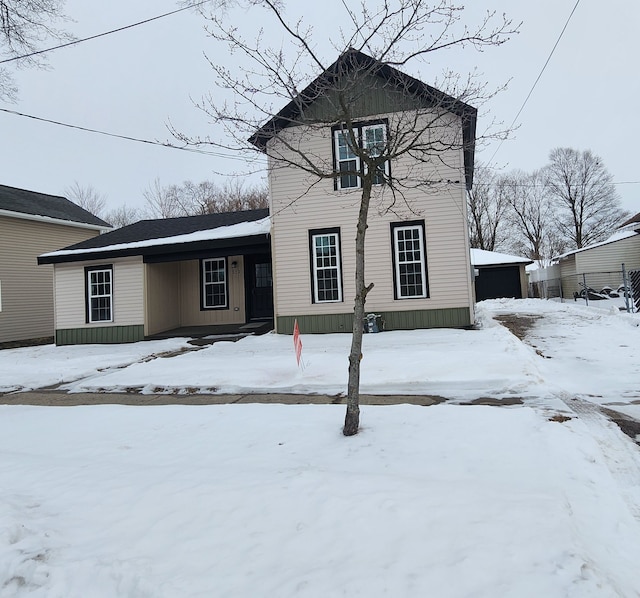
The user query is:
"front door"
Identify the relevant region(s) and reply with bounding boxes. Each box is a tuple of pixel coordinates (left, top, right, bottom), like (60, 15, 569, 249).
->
(245, 255, 274, 320)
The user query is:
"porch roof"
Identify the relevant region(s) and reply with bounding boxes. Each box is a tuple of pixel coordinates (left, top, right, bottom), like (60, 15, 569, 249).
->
(39, 209, 270, 265)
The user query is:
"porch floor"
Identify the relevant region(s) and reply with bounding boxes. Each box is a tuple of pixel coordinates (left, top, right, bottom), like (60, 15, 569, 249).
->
(146, 320, 274, 345)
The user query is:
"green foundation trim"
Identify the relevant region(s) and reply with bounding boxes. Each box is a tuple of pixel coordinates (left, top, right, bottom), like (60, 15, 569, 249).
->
(55, 325, 145, 345)
(276, 307, 472, 334)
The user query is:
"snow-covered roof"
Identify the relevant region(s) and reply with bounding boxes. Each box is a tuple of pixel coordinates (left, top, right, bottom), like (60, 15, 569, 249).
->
(555, 230, 639, 260)
(40, 217, 271, 259)
(470, 248, 532, 267)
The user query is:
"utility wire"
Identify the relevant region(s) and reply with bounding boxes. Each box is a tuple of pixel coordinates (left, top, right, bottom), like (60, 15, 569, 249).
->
(4, 106, 636, 186)
(0, 107, 249, 162)
(487, 0, 582, 167)
(0, 1, 211, 65)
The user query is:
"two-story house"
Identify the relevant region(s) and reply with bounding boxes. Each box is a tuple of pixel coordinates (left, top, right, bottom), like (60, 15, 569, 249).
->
(252, 48, 477, 334)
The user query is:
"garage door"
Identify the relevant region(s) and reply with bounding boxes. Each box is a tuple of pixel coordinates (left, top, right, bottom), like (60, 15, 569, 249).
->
(475, 266, 522, 301)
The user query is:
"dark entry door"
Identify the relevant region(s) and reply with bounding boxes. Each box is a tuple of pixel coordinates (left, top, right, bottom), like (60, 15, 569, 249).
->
(245, 255, 274, 320)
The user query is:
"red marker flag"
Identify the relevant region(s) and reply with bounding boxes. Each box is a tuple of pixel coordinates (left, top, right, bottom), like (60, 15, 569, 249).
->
(293, 319, 303, 366)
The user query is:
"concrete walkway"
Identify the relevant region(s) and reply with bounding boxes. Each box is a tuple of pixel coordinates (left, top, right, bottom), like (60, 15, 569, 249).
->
(0, 390, 450, 406)
(0, 390, 527, 407)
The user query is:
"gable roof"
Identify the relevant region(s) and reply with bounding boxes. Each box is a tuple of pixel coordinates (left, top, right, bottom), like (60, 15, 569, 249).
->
(38, 209, 270, 265)
(249, 48, 477, 189)
(0, 184, 110, 228)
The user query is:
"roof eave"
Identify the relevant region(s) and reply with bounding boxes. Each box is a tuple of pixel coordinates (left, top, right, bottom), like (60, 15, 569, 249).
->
(0, 208, 112, 232)
(38, 233, 271, 265)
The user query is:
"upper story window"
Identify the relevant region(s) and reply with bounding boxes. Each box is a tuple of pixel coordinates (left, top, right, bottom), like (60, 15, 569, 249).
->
(333, 120, 390, 190)
(86, 265, 113, 323)
(335, 131, 360, 189)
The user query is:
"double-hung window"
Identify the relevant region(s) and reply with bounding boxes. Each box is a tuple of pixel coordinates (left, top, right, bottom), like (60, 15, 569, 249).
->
(362, 123, 388, 185)
(202, 258, 228, 309)
(335, 130, 360, 190)
(391, 222, 429, 299)
(86, 266, 113, 323)
(310, 229, 343, 303)
(333, 120, 389, 190)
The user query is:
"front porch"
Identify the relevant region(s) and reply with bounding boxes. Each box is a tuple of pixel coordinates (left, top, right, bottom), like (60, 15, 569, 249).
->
(145, 319, 274, 345)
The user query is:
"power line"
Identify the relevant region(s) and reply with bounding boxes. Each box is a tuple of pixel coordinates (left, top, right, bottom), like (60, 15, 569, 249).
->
(487, 0, 582, 166)
(0, 1, 211, 65)
(0, 106, 250, 162)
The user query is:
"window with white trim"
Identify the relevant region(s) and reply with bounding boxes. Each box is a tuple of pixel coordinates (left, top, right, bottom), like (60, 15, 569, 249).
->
(391, 222, 428, 299)
(86, 266, 113, 323)
(335, 130, 360, 190)
(333, 120, 389, 190)
(310, 229, 343, 303)
(202, 258, 228, 309)
(362, 123, 389, 185)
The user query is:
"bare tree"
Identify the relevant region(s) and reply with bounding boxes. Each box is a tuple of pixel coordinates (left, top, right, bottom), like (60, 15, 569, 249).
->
(501, 170, 564, 267)
(65, 181, 107, 217)
(143, 178, 268, 218)
(102, 204, 141, 229)
(0, 0, 72, 101)
(545, 148, 628, 249)
(467, 163, 511, 251)
(178, 0, 516, 435)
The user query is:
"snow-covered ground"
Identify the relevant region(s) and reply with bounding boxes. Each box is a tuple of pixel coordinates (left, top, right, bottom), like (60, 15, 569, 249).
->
(1, 298, 640, 597)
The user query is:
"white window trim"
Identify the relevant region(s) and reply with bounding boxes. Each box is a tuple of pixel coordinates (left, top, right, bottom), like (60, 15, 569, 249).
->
(311, 231, 343, 303)
(87, 267, 113, 323)
(334, 130, 361, 190)
(362, 123, 390, 183)
(202, 258, 228, 309)
(393, 224, 428, 299)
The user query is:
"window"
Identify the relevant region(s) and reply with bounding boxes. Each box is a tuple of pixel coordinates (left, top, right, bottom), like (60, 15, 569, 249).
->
(310, 229, 343, 303)
(333, 120, 389, 190)
(391, 222, 428, 299)
(335, 130, 360, 189)
(362, 123, 388, 185)
(202, 258, 228, 309)
(86, 266, 113, 323)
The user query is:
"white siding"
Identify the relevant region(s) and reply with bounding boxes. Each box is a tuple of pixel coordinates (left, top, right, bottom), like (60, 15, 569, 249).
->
(54, 256, 144, 329)
(268, 110, 474, 320)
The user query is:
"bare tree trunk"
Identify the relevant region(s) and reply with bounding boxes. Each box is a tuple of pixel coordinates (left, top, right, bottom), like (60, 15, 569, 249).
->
(344, 180, 373, 436)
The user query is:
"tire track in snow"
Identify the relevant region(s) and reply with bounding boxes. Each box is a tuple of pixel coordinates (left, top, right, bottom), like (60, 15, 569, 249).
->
(559, 393, 640, 524)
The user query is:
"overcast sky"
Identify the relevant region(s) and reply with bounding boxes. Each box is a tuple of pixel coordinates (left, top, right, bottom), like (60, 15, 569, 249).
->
(1, 0, 638, 217)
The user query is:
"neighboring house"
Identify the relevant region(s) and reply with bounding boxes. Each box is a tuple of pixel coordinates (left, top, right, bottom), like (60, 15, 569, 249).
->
(470, 249, 532, 301)
(554, 218, 640, 297)
(38, 210, 271, 345)
(0, 184, 110, 345)
(251, 49, 477, 334)
(529, 215, 640, 299)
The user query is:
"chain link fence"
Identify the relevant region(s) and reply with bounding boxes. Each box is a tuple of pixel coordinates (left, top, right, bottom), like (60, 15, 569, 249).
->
(529, 264, 638, 312)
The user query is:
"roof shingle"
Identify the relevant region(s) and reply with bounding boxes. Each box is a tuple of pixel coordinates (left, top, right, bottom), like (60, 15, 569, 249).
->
(0, 184, 110, 228)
